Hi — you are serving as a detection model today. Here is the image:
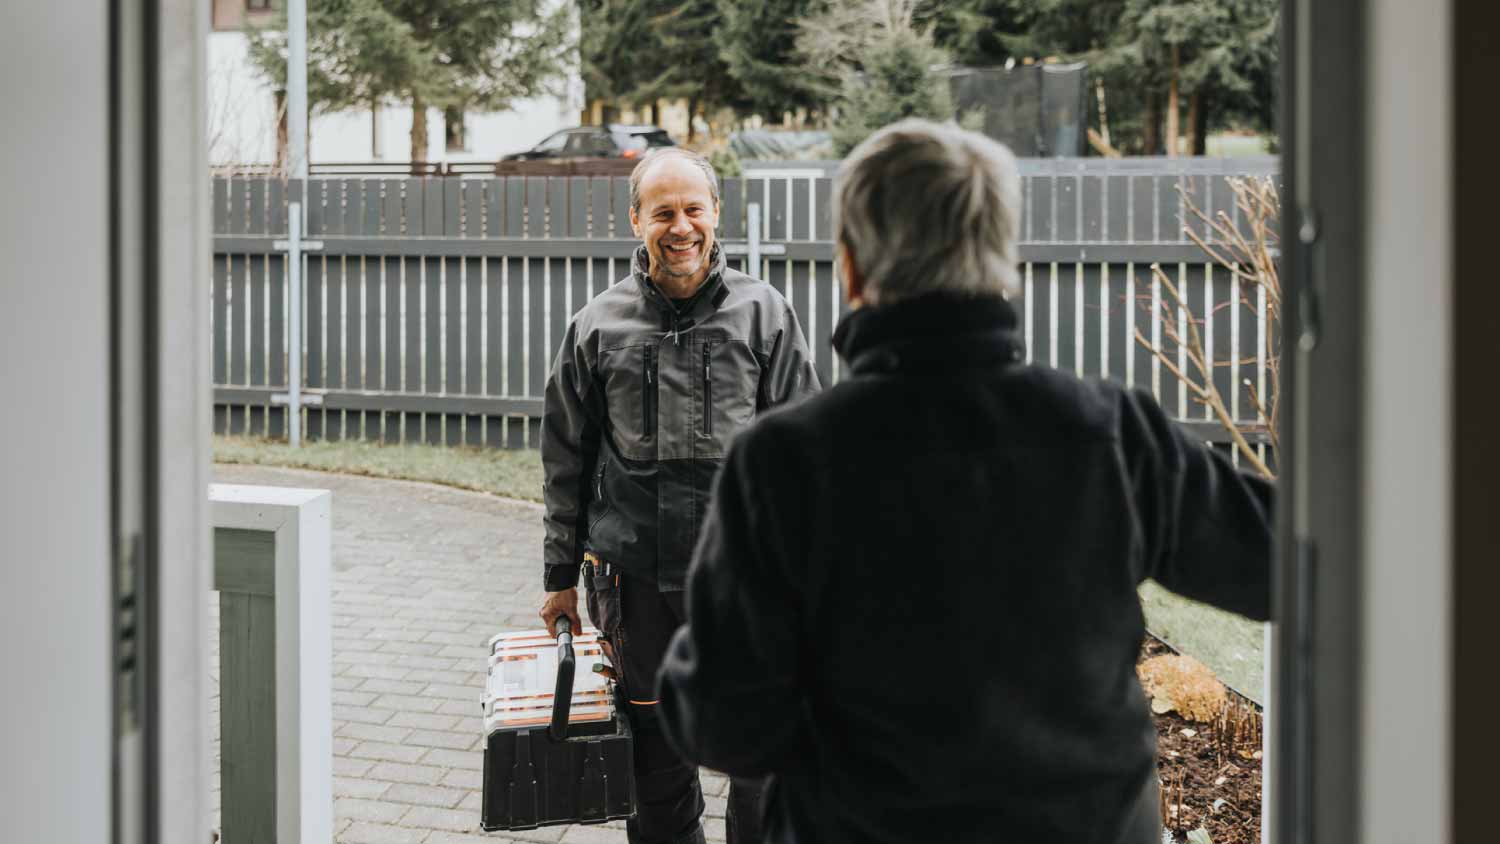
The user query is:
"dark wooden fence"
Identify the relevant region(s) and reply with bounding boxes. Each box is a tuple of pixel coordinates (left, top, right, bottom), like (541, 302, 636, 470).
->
(211, 157, 1279, 450)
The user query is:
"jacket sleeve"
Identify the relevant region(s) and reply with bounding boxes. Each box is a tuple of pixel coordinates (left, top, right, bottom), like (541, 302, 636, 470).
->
(1120, 387, 1275, 621)
(541, 319, 602, 592)
(758, 304, 822, 410)
(656, 419, 815, 776)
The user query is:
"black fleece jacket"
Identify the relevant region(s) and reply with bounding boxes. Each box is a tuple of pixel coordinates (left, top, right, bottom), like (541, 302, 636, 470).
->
(656, 292, 1272, 844)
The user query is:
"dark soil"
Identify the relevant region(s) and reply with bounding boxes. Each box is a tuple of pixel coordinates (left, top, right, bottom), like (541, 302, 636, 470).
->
(1142, 636, 1264, 844)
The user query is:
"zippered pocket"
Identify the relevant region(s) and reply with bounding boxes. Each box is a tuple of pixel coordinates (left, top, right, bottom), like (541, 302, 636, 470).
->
(702, 341, 713, 436)
(642, 345, 656, 439)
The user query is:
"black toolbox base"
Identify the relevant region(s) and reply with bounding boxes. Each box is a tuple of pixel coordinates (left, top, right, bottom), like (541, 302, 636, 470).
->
(480, 714, 635, 831)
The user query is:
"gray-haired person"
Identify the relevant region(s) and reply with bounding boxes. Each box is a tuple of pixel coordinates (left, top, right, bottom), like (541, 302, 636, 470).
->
(655, 120, 1273, 842)
(539, 147, 820, 844)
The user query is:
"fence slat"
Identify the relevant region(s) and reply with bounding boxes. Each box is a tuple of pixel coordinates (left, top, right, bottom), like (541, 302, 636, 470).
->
(1029, 175, 1054, 242)
(1107, 175, 1130, 242)
(1158, 175, 1183, 242)
(611, 177, 632, 239)
(1132, 176, 1155, 243)
(721, 177, 743, 241)
(526, 178, 549, 446)
(229, 179, 248, 234)
(214, 253, 228, 387)
(765, 180, 785, 298)
(267, 181, 286, 439)
(813, 259, 834, 388)
(505, 178, 526, 449)
(444, 178, 464, 445)
(401, 180, 425, 444)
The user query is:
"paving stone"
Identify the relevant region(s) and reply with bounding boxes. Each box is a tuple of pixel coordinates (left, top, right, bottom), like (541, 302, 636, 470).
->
(370, 693, 444, 714)
(701, 774, 730, 799)
(704, 818, 726, 843)
(359, 678, 428, 697)
(390, 654, 463, 672)
(335, 797, 408, 824)
(389, 711, 463, 731)
(352, 741, 429, 764)
(339, 723, 413, 744)
(559, 824, 628, 844)
(421, 747, 483, 771)
(347, 664, 414, 682)
(335, 705, 398, 726)
(334, 690, 380, 707)
(368, 762, 447, 786)
(339, 821, 427, 844)
(383, 783, 467, 809)
(380, 640, 448, 657)
(334, 757, 377, 778)
(402, 668, 474, 687)
(398, 806, 478, 833)
(456, 792, 482, 812)
(406, 730, 477, 752)
(421, 683, 482, 703)
(334, 776, 393, 800)
(440, 768, 483, 790)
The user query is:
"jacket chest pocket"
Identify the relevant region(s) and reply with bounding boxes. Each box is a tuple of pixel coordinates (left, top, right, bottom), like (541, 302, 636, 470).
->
(599, 343, 657, 459)
(698, 338, 759, 453)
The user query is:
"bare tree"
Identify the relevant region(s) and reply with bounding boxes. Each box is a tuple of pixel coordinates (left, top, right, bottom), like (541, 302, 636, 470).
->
(1134, 176, 1281, 480)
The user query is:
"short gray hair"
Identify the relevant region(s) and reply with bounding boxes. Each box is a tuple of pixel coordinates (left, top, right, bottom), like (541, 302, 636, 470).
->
(834, 119, 1021, 304)
(629, 147, 720, 213)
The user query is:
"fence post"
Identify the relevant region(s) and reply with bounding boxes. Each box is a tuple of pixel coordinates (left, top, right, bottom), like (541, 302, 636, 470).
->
(211, 484, 332, 844)
(272, 198, 324, 445)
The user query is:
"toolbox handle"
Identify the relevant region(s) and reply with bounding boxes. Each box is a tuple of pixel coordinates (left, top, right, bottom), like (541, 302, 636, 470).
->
(550, 616, 575, 740)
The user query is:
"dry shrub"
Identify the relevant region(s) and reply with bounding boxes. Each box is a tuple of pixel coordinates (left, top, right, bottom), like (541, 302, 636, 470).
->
(1138, 654, 1227, 723)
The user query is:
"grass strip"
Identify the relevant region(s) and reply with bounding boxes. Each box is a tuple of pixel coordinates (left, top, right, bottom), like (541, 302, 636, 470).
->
(213, 435, 545, 503)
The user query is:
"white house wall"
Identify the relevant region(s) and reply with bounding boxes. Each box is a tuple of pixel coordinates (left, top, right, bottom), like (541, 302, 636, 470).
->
(207, 20, 583, 167)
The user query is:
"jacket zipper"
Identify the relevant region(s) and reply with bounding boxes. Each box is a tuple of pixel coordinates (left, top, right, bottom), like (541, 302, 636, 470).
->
(642, 345, 656, 438)
(702, 342, 713, 436)
(594, 460, 605, 501)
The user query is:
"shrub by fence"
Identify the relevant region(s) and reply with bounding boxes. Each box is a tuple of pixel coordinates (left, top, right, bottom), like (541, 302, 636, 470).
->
(211, 157, 1279, 451)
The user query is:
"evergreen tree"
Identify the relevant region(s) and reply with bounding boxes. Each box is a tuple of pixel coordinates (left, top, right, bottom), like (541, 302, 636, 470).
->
(796, 1, 955, 155)
(717, 0, 828, 121)
(580, 0, 743, 138)
(247, 0, 571, 165)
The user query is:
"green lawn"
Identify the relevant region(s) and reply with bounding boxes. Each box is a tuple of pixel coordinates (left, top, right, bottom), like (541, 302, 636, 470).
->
(214, 435, 1264, 701)
(213, 435, 545, 503)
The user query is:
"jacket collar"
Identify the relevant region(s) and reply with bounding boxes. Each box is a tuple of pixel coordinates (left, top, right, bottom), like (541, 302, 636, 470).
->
(833, 292, 1026, 376)
(632, 242, 730, 322)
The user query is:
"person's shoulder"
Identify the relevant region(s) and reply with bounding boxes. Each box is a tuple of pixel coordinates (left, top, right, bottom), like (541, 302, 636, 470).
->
(571, 274, 643, 329)
(721, 266, 792, 309)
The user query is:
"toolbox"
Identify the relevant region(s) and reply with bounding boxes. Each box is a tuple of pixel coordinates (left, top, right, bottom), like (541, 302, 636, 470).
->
(480, 617, 635, 831)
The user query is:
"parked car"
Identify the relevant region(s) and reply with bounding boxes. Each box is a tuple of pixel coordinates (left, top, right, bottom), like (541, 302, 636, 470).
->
(501, 124, 676, 162)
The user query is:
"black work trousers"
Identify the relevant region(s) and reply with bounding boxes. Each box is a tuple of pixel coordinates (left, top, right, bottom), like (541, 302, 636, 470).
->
(586, 570, 768, 844)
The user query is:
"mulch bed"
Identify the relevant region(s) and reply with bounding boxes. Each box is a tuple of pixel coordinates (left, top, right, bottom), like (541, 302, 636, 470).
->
(1142, 636, 1264, 843)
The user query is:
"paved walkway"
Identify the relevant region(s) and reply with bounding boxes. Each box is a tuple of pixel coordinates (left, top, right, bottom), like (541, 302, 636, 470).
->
(211, 464, 730, 844)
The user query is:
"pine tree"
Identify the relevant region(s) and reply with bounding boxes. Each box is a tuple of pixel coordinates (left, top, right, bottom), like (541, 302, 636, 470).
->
(247, 0, 571, 165)
(796, 1, 955, 155)
(717, 0, 828, 121)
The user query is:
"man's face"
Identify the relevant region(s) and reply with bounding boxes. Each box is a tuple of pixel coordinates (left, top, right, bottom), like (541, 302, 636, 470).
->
(630, 158, 719, 287)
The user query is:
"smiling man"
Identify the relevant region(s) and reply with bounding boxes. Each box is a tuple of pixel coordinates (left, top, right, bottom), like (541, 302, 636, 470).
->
(539, 148, 819, 844)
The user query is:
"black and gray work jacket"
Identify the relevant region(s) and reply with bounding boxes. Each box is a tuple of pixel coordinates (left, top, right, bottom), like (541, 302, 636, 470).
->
(541, 244, 820, 592)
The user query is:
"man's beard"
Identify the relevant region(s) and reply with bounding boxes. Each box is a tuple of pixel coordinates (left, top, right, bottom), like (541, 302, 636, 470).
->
(652, 239, 709, 279)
